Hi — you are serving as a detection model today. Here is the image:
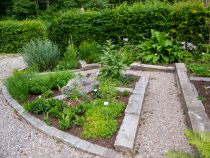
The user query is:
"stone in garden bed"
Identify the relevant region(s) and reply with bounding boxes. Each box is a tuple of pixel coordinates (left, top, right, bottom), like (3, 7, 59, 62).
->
(62, 74, 98, 96)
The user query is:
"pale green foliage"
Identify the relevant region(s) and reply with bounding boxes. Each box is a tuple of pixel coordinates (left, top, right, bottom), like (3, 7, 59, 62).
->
(21, 39, 60, 71)
(100, 40, 125, 79)
(165, 129, 210, 158)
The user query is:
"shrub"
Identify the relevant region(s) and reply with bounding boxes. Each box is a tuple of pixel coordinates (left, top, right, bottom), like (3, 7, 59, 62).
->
(48, 1, 209, 52)
(5, 70, 30, 103)
(0, 20, 47, 53)
(21, 39, 60, 71)
(84, 0, 109, 10)
(78, 41, 102, 63)
(137, 30, 192, 64)
(56, 44, 79, 70)
(28, 71, 74, 94)
(99, 40, 125, 79)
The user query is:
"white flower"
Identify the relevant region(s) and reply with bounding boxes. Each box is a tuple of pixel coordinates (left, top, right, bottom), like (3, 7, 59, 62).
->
(155, 53, 158, 56)
(202, 53, 205, 55)
(104, 102, 109, 106)
(93, 89, 97, 92)
(123, 38, 128, 42)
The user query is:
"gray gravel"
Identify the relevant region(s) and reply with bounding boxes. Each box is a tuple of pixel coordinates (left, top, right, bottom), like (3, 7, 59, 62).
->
(127, 70, 193, 158)
(0, 55, 99, 158)
(0, 55, 193, 158)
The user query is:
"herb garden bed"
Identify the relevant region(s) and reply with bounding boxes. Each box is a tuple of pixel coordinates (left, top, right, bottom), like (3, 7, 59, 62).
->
(3, 68, 149, 157)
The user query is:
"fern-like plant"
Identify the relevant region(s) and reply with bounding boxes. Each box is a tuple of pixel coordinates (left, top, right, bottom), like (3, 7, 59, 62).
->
(165, 129, 210, 158)
(20, 39, 60, 71)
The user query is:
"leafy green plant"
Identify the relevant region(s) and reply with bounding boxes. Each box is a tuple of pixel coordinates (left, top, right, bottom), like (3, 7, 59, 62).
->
(122, 90, 129, 97)
(28, 71, 74, 94)
(44, 112, 52, 125)
(137, 30, 192, 64)
(56, 44, 79, 70)
(24, 98, 65, 114)
(165, 129, 210, 158)
(81, 99, 125, 139)
(188, 64, 210, 77)
(5, 70, 30, 102)
(99, 79, 118, 100)
(41, 90, 53, 98)
(74, 115, 85, 126)
(79, 41, 102, 63)
(84, 0, 109, 10)
(197, 96, 207, 102)
(100, 40, 125, 79)
(59, 107, 74, 130)
(21, 39, 60, 71)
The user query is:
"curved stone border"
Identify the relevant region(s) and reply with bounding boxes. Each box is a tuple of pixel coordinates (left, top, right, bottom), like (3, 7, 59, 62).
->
(130, 62, 175, 73)
(1, 85, 125, 158)
(175, 63, 210, 132)
(2, 73, 149, 157)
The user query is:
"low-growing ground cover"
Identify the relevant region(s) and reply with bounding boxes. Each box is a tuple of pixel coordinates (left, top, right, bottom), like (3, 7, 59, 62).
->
(188, 63, 210, 77)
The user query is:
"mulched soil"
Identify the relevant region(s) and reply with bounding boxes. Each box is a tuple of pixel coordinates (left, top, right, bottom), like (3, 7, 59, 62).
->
(34, 93, 130, 149)
(191, 80, 210, 119)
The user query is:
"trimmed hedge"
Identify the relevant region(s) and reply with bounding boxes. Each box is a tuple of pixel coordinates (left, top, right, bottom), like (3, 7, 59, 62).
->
(0, 20, 47, 53)
(48, 1, 209, 51)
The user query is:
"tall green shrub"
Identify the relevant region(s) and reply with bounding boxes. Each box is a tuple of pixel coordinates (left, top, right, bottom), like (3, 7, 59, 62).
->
(48, 1, 209, 51)
(0, 20, 47, 53)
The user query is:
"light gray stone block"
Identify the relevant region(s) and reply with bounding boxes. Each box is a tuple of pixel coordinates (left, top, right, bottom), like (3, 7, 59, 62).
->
(125, 95, 144, 116)
(130, 62, 175, 72)
(114, 114, 140, 152)
(190, 76, 210, 82)
(175, 63, 210, 132)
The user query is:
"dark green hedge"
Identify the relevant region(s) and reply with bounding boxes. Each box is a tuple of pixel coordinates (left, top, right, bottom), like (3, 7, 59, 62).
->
(48, 1, 209, 51)
(0, 20, 47, 53)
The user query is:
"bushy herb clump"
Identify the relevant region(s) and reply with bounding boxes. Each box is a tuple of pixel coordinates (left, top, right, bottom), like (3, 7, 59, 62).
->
(21, 39, 60, 71)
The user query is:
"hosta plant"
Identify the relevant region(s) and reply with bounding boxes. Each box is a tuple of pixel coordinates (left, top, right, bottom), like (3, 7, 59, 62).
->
(137, 30, 192, 64)
(165, 129, 210, 158)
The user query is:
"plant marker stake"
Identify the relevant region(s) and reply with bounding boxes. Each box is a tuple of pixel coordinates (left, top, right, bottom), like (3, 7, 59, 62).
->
(104, 101, 109, 122)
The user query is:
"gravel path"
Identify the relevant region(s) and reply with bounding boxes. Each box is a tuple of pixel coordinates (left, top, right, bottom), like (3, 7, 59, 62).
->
(0, 55, 193, 158)
(0, 55, 98, 158)
(129, 71, 193, 158)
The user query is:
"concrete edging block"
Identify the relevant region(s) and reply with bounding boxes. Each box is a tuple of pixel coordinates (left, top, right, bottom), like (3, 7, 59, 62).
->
(175, 63, 210, 132)
(130, 62, 175, 73)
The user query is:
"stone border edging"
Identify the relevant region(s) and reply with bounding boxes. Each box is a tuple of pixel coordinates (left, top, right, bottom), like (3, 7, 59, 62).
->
(190, 76, 210, 82)
(175, 63, 210, 132)
(1, 85, 126, 158)
(130, 62, 175, 73)
(114, 74, 149, 152)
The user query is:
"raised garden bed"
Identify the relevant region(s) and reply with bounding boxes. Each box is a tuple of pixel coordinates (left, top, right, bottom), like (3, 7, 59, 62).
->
(175, 63, 210, 132)
(3, 68, 149, 157)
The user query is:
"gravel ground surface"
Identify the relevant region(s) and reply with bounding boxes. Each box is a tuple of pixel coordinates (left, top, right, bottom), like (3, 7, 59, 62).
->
(0, 55, 193, 158)
(126, 70, 193, 158)
(0, 55, 98, 158)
